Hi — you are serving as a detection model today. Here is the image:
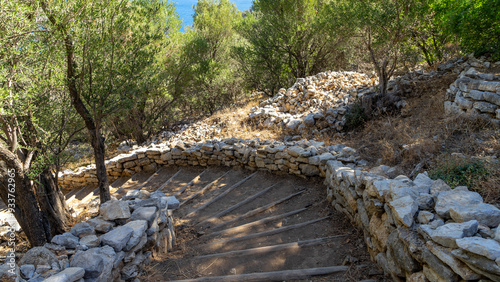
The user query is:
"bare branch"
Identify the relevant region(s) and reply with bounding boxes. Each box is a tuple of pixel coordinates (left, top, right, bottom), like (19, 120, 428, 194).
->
(24, 150, 35, 171)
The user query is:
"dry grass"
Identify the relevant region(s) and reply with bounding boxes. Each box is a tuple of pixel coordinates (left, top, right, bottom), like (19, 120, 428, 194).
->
(140, 220, 201, 281)
(475, 171, 500, 205)
(205, 97, 286, 141)
(64, 155, 94, 171)
(343, 73, 499, 205)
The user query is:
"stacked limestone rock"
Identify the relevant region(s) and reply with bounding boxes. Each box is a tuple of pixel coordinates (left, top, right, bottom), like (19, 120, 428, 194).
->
(248, 71, 377, 132)
(59, 165, 99, 189)
(150, 121, 223, 145)
(445, 64, 500, 126)
(59, 138, 363, 191)
(326, 162, 500, 281)
(7, 192, 177, 282)
(386, 56, 470, 95)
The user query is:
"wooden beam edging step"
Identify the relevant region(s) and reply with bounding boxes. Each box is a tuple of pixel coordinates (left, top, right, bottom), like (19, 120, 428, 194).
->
(65, 187, 87, 203)
(192, 235, 348, 260)
(201, 216, 332, 249)
(202, 208, 308, 239)
(210, 190, 305, 231)
(183, 171, 258, 219)
(81, 187, 99, 203)
(174, 169, 208, 197)
(155, 169, 183, 193)
(196, 183, 279, 226)
(64, 187, 81, 200)
(168, 265, 351, 282)
(179, 171, 230, 208)
(135, 168, 162, 190)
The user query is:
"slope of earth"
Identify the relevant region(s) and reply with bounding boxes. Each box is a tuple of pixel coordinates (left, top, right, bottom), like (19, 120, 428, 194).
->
(345, 71, 499, 205)
(143, 167, 386, 281)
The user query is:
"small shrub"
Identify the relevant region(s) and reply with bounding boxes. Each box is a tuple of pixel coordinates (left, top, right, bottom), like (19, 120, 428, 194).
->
(344, 103, 367, 130)
(429, 156, 490, 188)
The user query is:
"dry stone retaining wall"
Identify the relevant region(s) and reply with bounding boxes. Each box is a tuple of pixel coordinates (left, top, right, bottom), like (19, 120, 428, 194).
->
(58, 138, 362, 190)
(325, 161, 500, 281)
(56, 138, 500, 281)
(445, 67, 500, 126)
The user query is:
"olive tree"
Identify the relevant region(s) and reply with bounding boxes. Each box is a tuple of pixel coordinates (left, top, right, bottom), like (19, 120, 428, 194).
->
(41, 0, 179, 203)
(0, 1, 74, 246)
(235, 0, 350, 96)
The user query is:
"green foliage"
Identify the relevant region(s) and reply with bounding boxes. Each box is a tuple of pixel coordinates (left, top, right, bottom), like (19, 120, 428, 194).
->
(60, 0, 176, 117)
(3, 0, 498, 155)
(0, 1, 83, 173)
(344, 103, 367, 130)
(429, 157, 490, 188)
(103, 0, 181, 142)
(235, 0, 350, 96)
(28, 154, 55, 180)
(163, 0, 244, 117)
(347, 0, 424, 94)
(433, 0, 500, 60)
(406, 0, 450, 66)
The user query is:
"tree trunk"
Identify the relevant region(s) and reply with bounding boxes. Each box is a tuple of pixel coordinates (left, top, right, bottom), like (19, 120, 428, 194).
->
(0, 158, 49, 247)
(131, 106, 147, 145)
(41, 1, 111, 205)
(92, 133, 111, 203)
(35, 169, 71, 236)
(379, 68, 388, 96)
(133, 130, 147, 146)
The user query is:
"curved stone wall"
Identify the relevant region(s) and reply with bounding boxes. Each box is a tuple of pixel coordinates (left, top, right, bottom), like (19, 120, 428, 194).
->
(57, 138, 500, 281)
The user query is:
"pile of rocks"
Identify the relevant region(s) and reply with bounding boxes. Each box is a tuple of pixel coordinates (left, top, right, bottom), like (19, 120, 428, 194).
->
(326, 162, 500, 281)
(3, 191, 178, 282)
(248, 71, 377, 132)
(246, 56, 494, 134)
(149, 121, 223, 145)
(445, 65, 500, 126)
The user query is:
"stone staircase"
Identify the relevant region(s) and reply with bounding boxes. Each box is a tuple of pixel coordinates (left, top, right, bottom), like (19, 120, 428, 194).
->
(3, 166, 385, 281)
(99, 166, 383, 281)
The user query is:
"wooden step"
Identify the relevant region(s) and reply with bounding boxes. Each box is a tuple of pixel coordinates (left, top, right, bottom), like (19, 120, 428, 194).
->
(183, 172, 258, 219)
(210, 190, 305, 231)
(168, 266, 350, 282)
(174, 169, 208, 197)
(193, 235, 347, 260)
(196, 183, 278, 226)
(112, 171, 154, 199)
(63, 187, 81, 200)
(179, 171, 230, 208)
(65, 186, 87, 203)
(135, 168, 162, 190)
(202, 208, 308, 239)
(156, 169, 183, 192)
(200, 217, 332, 251)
